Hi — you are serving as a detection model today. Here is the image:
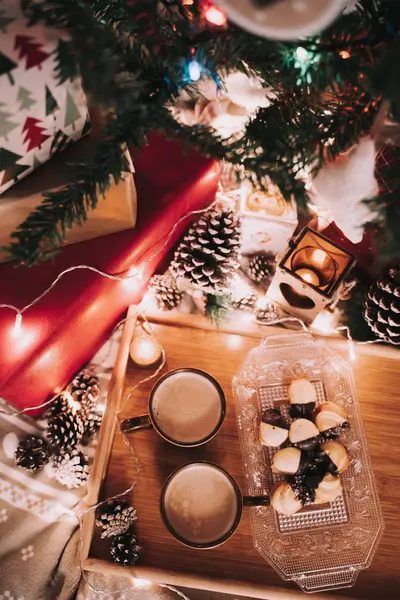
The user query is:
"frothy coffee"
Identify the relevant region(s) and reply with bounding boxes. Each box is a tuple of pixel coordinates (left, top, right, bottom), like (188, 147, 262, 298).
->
(163, 463, 239, 545)
(151, 371, 223, 444)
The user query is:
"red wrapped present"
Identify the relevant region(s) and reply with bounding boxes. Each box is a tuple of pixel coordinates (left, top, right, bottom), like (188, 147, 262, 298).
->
(0, 132, 221, 415)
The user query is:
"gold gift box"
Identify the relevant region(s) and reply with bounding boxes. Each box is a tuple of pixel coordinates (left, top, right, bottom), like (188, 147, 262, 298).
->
(0, 135, 137, 262)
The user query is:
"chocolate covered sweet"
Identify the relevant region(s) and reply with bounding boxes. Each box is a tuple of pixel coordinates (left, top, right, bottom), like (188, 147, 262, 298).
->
(288, 378, 317, 418)
(271, 481, 302, 516)
(314, 473, 343, 504)
(289, 418, 319, 451)
(259, 409, 288, 448)
(319, 441, 349, 474)
(272, 447, 312, 476)
(315, 402, 349, 440)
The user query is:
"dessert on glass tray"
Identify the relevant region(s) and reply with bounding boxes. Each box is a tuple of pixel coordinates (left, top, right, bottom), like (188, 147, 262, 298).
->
(259, 377, 350, 516)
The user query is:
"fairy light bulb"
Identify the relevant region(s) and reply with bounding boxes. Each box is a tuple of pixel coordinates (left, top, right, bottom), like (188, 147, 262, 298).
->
(188, 60, 202, 82)
(295, 46, 311, 65)
(205, 6, 226, 27)
(130, 326, 163, 367)
(13, 312, 22, 334)
(132, 578, 152, 589)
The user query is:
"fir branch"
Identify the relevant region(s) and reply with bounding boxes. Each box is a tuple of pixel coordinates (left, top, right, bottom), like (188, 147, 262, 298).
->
(10, 0, 400, 264)
(204, 293, 232, 328)
(5, 138, 128, 264)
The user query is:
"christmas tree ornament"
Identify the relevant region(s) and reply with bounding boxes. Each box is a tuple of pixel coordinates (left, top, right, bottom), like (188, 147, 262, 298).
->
(309, 138, 379, 244)
(171, 208, 241, 292)
(266, 227, 356, 323)
(110, 533, 142, 566)
(51, 449, 89, 489)
(148, 274, 183, 311)
(215, 0, 346, 41)
(15, 435, 49, 472)
(364, 266, 400, 344)
(246, 253, 276, 286)
(47, 410, 84, 449)
(96, 499, 137, 539)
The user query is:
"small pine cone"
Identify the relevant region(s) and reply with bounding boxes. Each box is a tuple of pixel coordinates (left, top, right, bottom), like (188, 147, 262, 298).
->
(149, 274, 183, 311)
(70, 370, 100, 403)
(45, 392, 73, 419)
(15, 435, 50, 472)
(231, 292, 258, 311)
(255, 299, 280, 323)
(96, 499, 137, 538)
(51, 449, 89, 489)
(70, 371, 100, 422)
(246, 253, 276, 286)
(111, 533, 142, 566)
(81, 412, 103, 445)
(47, 411, 84, 449)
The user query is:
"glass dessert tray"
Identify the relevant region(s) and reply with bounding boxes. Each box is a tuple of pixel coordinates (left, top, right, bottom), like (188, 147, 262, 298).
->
(233, 333, 384, 594)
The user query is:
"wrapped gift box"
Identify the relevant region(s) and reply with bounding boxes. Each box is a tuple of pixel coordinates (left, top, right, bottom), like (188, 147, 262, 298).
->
(0, 132, 221, 415)
(0, 135, 137, 262)
(0, 0, 89, 194)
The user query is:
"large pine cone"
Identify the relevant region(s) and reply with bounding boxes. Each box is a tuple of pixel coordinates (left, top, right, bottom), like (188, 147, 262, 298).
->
(171, 208, 241, 291)
(364, 266, 400, 344)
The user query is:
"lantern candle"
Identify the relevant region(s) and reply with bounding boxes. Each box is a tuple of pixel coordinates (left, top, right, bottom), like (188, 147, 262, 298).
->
(295, 268, 320, 287)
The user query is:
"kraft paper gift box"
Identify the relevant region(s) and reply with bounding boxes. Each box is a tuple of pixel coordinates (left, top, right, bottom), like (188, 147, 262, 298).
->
(0, 137, 137, 262)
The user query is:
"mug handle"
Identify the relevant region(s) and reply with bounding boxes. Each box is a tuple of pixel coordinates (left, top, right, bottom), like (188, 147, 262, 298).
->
(243, 495, 270, 507)
(121, 414, 153, 433)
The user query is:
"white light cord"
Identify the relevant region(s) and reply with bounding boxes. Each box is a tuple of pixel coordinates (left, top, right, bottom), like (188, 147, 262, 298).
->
(0, 195, 230, 327)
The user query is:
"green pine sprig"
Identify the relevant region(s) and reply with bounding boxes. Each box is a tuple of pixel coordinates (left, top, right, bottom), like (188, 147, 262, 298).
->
(6, 0, 400, 264)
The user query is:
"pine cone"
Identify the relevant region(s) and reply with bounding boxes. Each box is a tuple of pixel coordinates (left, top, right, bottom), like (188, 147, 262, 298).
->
(70, 370, 100, 418)
(149, 274, 182, 311)
(15, 435, 50, 472)
(47, 411, 84, 449)
(255, 298, 280, 323)
(364, 266, 400, 344)
(231, 291, 258, 311)
(111, 533, 142, 566)
(171, 208, 241, 291)
(246, 253, 276, 286)
(45, 392, 73, 419)
(81, 412, 102, 446)
(96, 499, 137, 538)
(51, 449, 89, 489)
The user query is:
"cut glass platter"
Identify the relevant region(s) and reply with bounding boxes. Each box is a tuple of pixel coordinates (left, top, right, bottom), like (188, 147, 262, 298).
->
(233, 333, 384, 594)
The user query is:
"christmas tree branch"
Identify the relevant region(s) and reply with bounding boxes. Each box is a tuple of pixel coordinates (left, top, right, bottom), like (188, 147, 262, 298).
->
(7, 0, 400, 264)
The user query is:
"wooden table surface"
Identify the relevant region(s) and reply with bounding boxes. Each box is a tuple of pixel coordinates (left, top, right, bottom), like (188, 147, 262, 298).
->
(87, 318, 400, 600)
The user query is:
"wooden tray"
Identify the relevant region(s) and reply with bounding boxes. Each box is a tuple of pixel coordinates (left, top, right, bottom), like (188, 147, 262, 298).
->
(82, 307, 400, 600)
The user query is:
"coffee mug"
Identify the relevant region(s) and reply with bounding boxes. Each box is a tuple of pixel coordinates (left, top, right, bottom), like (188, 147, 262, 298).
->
(160, 462, 270, 549)
(121, 368, 226, 448)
